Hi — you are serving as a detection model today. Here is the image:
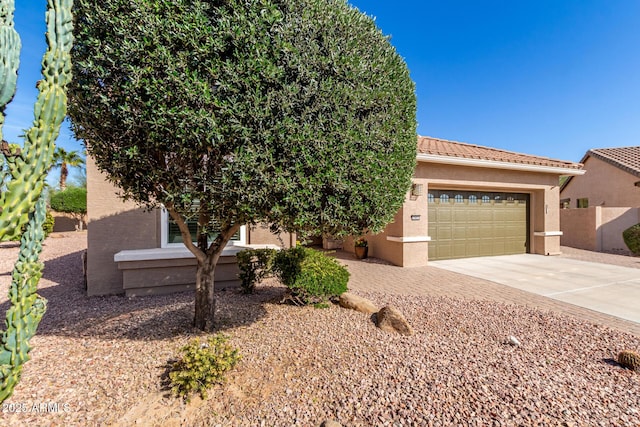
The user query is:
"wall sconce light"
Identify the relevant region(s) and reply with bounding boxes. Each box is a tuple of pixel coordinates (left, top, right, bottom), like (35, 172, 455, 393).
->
(411, 183, 424, 197)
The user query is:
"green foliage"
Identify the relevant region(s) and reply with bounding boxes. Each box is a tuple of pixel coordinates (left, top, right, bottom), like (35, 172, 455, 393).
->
(622, 224, 640, 255)
(169, 335, 241, 401)
(354, 237, 368, 247)
(69, 0, 415, 330)
(236, 248, 278, 294)
(0, 0, 73, 402)
(618, 349, 640, 372)
(69, 0, 416, 239)
(50, 187, 87, 215)
(43, 211, 55, 237)
(275, 247, 349, 304)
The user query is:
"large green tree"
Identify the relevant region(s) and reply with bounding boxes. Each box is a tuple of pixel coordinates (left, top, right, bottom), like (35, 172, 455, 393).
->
(69, 0, 416, 331)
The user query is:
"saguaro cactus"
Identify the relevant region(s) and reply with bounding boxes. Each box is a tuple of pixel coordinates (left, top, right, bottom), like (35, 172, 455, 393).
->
(0, 0, 73, 401)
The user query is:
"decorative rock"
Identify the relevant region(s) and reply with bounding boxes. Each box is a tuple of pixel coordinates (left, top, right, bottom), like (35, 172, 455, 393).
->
(338, 292, 379, 314)
(375, 305, 414, 335)
(506, 335, 521, 346)
(319, 420, 342, 427)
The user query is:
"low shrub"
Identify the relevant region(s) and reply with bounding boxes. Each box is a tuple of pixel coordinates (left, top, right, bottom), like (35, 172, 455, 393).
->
(43, 211, 55, 237)
(236, 248, 278, 293)
(623, 224, 640, 255)
(275, 246, 349, 304)
(169, 335, 241, 402)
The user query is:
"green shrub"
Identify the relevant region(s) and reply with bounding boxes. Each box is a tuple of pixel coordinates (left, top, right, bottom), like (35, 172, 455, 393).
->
(169, 335, 241, 402)
(50, 187, 87, 215)
(623, 224, 640, 255)
(274, 247, 349, 304)
(236, 248, 278, 293)
(43, 211, 55, 237)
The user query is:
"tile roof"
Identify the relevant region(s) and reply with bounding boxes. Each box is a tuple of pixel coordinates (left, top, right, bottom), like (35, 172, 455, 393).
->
(417, 136, 583, 170)
(585, 146, 640, 178)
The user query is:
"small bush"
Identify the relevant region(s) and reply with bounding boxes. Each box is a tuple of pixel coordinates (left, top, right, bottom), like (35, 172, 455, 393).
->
(236, 248, 278, 293)
(50, 187, 87, 215)
(169, 335, 241, 401)
(275, 246, 349, 304)
(618, 349, 640, 372)
(43, 211, 55, 237)
(623, 224, 640, 255)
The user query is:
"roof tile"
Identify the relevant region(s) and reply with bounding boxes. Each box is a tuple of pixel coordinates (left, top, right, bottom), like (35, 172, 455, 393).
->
(587, 147, 640, 178)
(417, 136, 583, 170)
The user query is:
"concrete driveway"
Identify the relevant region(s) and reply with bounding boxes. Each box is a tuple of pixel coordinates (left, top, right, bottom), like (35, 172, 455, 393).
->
(431, 254, 640, 324)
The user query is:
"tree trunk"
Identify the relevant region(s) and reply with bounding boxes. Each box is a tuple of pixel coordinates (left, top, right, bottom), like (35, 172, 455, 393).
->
(59, 163, 68, 190)
(164, 204, 240, 331)
(194, 257, 217, 331)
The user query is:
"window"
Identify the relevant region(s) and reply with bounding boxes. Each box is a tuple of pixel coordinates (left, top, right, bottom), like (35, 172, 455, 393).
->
(560, 198, 570, 209)
(577, 198, 589, 209)
(468, 195, 477, 204)
(161, 208, 246, 248)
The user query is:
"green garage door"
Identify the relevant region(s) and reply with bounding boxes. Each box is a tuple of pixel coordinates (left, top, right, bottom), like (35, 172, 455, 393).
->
(428, 190, 529, 260)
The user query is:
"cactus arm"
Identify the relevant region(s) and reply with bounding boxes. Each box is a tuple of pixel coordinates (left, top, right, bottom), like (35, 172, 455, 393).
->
(0, 196, 48, 401)
(0, 0, 72, 402)
(0, 0, 73, 242)
(0, 0, 20, 122)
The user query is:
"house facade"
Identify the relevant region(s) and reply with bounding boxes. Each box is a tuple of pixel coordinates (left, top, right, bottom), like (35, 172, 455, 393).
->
(342, 137, 584, 266)
(560, 146, 640, 252)
(86, 136, 583, 296)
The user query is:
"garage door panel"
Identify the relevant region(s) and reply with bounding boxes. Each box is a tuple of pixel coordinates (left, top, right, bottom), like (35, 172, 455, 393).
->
(428, 190, 528, 260)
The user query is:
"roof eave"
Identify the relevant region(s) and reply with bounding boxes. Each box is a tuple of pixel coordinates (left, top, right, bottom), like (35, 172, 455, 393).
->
(416, 153, 585, 176)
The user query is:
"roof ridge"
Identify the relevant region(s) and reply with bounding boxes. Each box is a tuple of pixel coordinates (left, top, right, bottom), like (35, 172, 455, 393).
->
(418, 135, 559, 161)
(416, 135, 582, 170)
(586, 146, 640, 178)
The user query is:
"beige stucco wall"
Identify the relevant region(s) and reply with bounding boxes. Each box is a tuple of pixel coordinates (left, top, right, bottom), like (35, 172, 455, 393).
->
(87, 156, 295, 296)
(248, 224, 295, 248)
(365, 162, 565, 266)
(86, 156, 158, 296)
(560, 206, 639, 252)
(561, 156, 640, 207)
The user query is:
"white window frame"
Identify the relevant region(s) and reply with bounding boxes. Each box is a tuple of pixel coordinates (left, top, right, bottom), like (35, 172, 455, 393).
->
(160, 207, 246, 248)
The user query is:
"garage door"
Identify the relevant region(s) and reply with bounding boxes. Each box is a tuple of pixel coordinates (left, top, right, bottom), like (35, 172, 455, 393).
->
(428, 190, 529, 260)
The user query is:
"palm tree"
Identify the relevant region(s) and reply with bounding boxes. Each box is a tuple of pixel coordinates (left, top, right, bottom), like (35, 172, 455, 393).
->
(51, 147, 84, 190)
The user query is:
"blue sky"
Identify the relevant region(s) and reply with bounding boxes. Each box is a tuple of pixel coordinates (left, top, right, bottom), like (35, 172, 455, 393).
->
(4, 1, 640, 168)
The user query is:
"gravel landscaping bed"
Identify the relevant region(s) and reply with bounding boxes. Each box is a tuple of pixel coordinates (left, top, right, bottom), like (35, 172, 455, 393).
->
(1, 234, 639, 426)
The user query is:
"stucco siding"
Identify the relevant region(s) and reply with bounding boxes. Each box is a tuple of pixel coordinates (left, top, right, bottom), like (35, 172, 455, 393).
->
(561, 156, 640, 207)
(368, 162, 563, 266)
(86, 156, 158, 295)
(561, 206, 639, 252)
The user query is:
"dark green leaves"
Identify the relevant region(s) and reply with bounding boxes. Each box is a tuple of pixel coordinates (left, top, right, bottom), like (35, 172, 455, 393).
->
(68, 0, 416, 238)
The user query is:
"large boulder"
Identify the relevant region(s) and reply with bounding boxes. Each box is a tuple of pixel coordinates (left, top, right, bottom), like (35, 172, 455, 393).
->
(375, 305, 414, 335)
(338, 292, 378, 314)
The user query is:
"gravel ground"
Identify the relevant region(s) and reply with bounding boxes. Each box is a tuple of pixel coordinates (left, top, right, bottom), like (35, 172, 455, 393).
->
(1, 233, 640, 426)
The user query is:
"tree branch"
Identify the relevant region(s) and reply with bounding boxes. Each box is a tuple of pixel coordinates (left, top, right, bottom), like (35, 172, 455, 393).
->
(165, 202, 206, 264)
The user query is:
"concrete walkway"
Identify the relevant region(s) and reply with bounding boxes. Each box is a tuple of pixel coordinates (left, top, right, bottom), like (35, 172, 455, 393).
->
(431, 254, 640, 325)
(335, 247, 640, 337)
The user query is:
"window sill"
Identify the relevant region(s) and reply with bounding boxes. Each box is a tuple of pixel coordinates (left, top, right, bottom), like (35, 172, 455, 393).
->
(114, 244, 281, 263)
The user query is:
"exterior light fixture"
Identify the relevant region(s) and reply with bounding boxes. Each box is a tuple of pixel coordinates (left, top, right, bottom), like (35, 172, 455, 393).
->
(411, 183, 424, 197)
